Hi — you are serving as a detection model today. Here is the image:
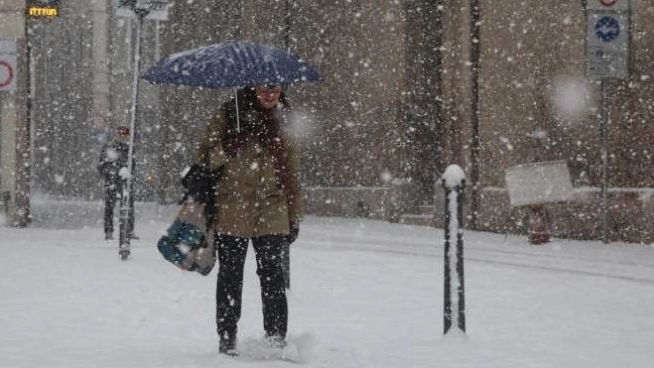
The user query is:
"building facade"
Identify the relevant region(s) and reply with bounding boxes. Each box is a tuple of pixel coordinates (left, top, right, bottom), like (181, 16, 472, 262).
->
(440, 0, 654, 242)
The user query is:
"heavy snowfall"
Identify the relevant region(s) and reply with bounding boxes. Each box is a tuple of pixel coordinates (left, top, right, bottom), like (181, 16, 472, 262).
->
(3, 1, 654, 367)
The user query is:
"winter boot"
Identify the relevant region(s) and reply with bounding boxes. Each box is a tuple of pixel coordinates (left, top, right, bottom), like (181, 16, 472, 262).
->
(263, 334, 287, 349)
(219, 332, 238, 356)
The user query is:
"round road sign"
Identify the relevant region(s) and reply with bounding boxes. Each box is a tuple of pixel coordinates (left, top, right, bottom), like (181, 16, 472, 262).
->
(595, 16, 620, 42)
(0, 59, 15, 88)
(600, 0, 617, 6)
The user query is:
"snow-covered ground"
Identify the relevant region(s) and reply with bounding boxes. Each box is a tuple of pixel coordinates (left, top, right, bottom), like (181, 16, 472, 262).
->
(1, 201, 654, 368)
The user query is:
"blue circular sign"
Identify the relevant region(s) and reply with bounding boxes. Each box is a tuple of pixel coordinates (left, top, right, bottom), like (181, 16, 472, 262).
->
(595, 16, 620, 42)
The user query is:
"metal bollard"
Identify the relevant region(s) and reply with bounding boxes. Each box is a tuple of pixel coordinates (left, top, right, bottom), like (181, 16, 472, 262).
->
(442, 165, 466, 335)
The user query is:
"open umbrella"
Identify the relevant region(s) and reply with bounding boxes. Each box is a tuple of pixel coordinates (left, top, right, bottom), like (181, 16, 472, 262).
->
(142, 40, 321, 89)
(142, 40, 321, 131)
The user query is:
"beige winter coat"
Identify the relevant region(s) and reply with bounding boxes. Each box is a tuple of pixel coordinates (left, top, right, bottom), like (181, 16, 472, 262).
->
(196, 111, 302, 238)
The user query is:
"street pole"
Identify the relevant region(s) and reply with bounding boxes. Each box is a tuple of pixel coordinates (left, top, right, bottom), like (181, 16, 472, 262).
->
(14, 12, 33, 227)
(469, 0, 481, 230)
(284, 0, 291, 50)
(599, 80, 609, 243)
(433, 0, 444, 175)
(281, 0, 291, 289)
(584, 0, 629, 244)
(119, 7, 148, 260)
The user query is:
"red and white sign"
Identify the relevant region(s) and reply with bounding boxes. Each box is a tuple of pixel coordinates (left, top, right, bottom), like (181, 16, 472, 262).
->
(0, 55, 17, 92)
(0, 40, 17, 92)
(588, 0, 628, 11)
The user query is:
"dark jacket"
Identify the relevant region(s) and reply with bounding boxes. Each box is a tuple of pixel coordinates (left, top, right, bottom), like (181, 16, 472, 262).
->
(98, 140, 131, 184)
(196, 102, 303, 238)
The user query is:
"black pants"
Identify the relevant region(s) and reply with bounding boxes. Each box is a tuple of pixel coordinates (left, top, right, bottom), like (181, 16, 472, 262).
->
(215, 234, 288, 341)
(103, 181, 134, 235)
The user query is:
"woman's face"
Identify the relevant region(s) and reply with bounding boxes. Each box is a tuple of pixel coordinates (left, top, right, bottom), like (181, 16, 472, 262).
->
(255, 85, 282, 110)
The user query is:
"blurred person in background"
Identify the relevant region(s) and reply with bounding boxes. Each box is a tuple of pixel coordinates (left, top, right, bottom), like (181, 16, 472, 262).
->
(98, 125, 138, 240)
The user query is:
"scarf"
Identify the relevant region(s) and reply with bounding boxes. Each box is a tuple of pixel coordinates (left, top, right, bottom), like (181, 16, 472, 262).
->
(225, 107, 296, 209)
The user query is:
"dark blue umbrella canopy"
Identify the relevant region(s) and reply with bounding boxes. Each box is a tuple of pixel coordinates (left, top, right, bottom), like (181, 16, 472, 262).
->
(142, 41, 321, 88)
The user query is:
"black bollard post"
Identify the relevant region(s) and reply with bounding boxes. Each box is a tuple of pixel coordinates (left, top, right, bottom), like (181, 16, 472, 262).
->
(442, 165, 466, 335)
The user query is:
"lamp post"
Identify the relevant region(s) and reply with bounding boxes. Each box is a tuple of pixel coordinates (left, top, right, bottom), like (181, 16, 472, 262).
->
(117, 7, 148, 259)
(116, 0, 169, 260)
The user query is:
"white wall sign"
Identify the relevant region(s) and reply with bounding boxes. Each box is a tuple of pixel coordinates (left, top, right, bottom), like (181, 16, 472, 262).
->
(0, 40, 17, 92)
(505, 161, 574, 207)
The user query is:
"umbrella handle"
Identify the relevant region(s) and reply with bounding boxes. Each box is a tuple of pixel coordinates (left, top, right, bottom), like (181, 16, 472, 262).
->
(234, 88, 241, 133)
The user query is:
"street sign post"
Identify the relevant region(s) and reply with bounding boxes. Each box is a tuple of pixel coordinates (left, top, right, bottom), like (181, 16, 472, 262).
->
(585, 0, 631, 243)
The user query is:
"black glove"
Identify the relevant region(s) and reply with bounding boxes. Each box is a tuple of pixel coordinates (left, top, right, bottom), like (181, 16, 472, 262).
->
(287, 220, 300, 244)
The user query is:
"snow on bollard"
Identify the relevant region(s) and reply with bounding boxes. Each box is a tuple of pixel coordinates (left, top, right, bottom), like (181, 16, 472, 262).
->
(442, 165, 466, 335)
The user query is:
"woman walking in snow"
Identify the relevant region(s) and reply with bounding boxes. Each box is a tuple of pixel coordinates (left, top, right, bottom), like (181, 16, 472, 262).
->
(196, 85, 302, 355)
